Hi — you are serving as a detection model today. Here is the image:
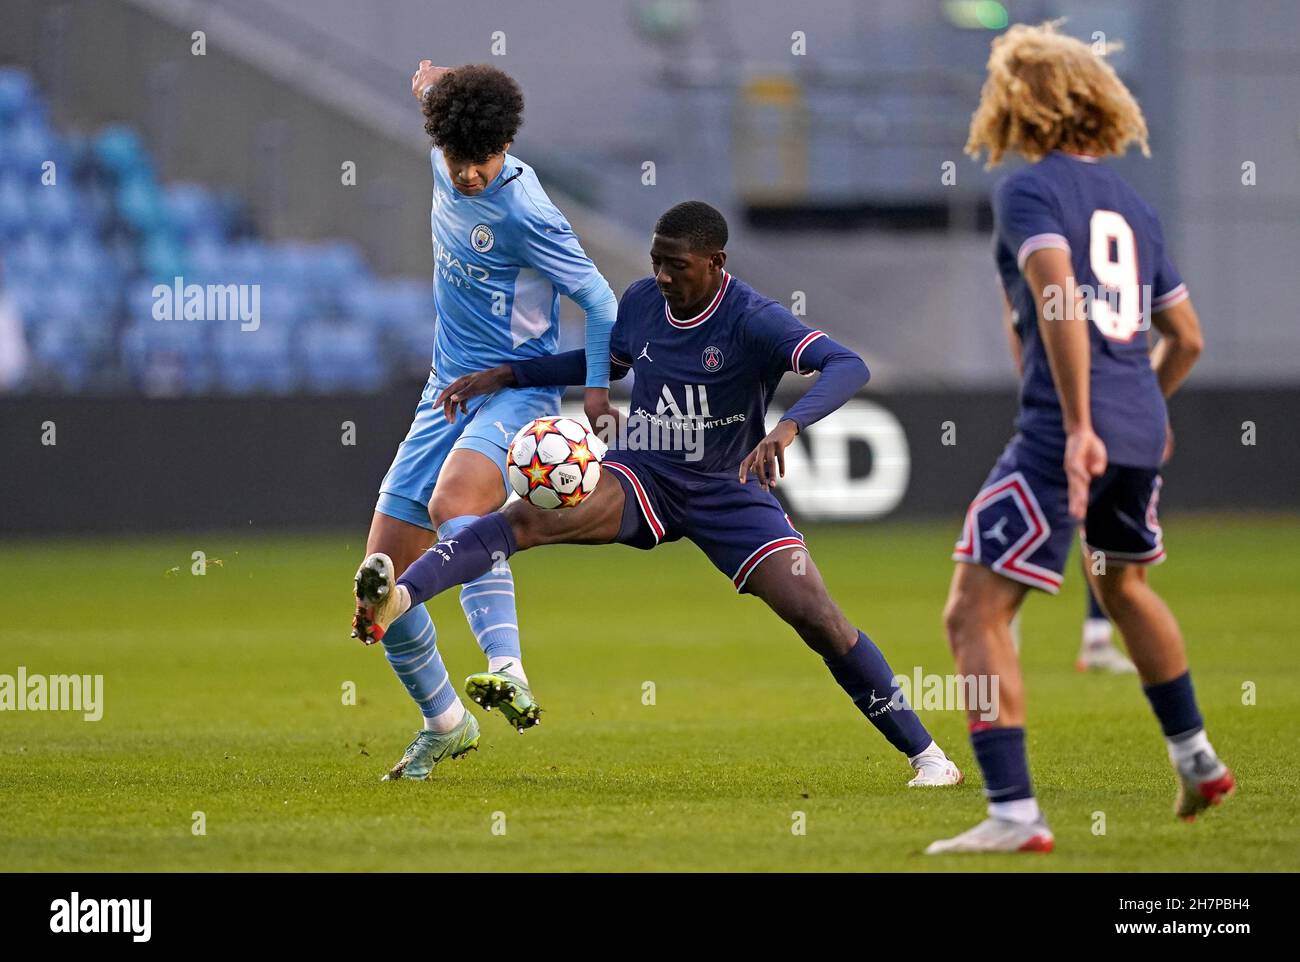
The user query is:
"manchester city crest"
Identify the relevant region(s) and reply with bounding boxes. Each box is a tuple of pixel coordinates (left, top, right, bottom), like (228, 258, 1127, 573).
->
(702, 346, 724, 371)
(470, 224, 495, 253)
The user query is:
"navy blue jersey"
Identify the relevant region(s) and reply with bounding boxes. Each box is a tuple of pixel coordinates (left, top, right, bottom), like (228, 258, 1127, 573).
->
(994, 152, 1188, 469)
(609, 272, 830, 473)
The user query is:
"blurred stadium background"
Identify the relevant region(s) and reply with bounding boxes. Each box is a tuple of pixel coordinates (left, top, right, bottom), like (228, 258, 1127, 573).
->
(0, 0, 1297, 534)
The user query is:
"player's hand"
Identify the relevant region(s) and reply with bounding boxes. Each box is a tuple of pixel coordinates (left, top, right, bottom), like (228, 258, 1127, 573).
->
(739, 419, 799, 490)
(436, 365, 514, 421)
(1162, 421, 1175, 465)
(411, 60, 450, 100)
(1063, 427, 1107, 521)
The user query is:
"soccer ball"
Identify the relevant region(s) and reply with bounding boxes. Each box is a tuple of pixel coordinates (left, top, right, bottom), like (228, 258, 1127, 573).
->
(507, 416, 606, 509)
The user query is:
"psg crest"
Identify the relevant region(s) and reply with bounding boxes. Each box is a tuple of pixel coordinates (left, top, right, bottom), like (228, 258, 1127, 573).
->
(470, 224, 494, 252)
(702, 346, 724, 372)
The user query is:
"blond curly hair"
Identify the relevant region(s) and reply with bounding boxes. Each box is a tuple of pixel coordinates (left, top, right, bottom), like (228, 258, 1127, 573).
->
(965, 20, 1149, 168)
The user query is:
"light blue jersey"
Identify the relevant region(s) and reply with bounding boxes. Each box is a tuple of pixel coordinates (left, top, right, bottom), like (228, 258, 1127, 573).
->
(377, 146, 615, 529)
(367, 130, 617, 744)
(429, 146, 605, 383)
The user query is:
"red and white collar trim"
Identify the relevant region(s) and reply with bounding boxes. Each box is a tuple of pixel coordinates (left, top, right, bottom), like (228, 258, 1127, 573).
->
(664, 271, 731, 328)
(1060, 151, 1100, 163)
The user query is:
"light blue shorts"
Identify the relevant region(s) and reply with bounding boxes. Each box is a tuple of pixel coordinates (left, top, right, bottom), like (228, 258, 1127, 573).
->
(376, 373, 561, 530)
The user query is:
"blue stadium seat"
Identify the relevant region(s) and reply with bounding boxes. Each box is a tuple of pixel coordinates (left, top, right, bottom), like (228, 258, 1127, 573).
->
(164, 183, 224, 242)
(31, 316, 109, 391)
(0, 68, 38, 128)
(120, 317, 215, 395)
(94, 126, 155, 182)
(0, 175, 33, 236)
(213, 317, 298, 395)
(2, 231, 53, 286)
(117, 175, 168, 234)
(0, 276, 42, 322)
(301, 318, 385, 393)
(140, 233, 186, 282)
(9, 117, 60, 172)
(27, 180, 78, 237)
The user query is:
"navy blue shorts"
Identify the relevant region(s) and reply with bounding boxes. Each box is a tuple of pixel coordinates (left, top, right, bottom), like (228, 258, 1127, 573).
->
(953, 440, 1165, 594)
(602, 449, 805, 592)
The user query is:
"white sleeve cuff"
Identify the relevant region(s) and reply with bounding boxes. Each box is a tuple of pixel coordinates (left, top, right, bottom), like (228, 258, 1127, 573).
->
(1016, 233, 1071, 271)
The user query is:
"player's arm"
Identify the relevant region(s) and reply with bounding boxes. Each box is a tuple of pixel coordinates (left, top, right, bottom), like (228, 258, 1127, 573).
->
(513, 196, 618, 427)
(739, 324, 870, 490)
(1023, 248, 1106, 518)
(435, 351, 630, 421)
(568, 275, 619, 427)
(1149, 293, 1204, 399)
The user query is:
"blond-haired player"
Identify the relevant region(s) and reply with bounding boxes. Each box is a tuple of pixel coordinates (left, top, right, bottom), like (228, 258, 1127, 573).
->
(928, 22, 1232, 854)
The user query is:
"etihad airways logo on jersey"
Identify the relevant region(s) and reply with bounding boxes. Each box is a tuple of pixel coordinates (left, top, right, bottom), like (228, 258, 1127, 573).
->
(433, 236, 491, 288)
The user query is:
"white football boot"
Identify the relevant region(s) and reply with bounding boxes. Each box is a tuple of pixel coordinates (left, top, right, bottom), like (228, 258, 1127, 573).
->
(351, 552, 411, 644)
(1173, 746, 1236, 821)
(1075, 618, 1137, 673)
(925, 816, 1055, 854)
(907, 742, 964, 787)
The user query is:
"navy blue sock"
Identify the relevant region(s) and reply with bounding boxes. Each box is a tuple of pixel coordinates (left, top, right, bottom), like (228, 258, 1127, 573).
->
(1085, 584, 1106, 620)
(1142, 670, 1204, 739)
(971, 726, 1034, 802)
(399, 513, 517, 608)
(823, 631, 932, 757)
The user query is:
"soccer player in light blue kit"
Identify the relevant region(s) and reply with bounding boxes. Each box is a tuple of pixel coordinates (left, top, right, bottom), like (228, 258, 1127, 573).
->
(351, 62, 617, 780)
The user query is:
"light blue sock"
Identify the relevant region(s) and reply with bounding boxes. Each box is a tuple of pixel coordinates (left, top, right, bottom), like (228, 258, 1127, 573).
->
(439, 514, 523, 664)
(380, 602, 458, 718)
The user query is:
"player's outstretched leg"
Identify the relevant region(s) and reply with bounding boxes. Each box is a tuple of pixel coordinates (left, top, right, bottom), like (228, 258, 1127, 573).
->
(429, 449, 541, 733)
(356, 469, 625, 637)
(743, 549, 962, 788)
(353, 512, 478, 781)
(441, 512, 541, 733)
(1089, 563, 1234, 820)
(927, 563, 1054, 854)
(1077, 557, 1136, 673)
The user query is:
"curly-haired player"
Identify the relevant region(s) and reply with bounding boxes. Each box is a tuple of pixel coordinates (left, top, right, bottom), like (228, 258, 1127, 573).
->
(353, 61, 618, 781)
(927, 22, 1231, 854)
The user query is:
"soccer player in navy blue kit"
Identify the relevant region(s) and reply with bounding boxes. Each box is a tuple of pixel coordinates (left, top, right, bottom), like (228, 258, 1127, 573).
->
(354, 201, 963, 788)
(927, 23, 1232, 854)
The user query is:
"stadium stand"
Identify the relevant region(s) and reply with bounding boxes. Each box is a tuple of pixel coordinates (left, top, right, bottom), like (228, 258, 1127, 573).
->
(0, 67, 433, 395)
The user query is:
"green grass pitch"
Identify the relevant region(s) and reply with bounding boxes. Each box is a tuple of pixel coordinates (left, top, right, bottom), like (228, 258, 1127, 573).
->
(1, 515, 1296, 872)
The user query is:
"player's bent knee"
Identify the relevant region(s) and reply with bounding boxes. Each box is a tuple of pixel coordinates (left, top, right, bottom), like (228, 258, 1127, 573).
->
(943, 586, 995, 651)
(426, 494, 458, 530)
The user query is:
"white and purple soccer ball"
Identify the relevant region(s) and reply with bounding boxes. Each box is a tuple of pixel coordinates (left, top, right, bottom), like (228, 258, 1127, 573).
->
(506, 416, 606, 509)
